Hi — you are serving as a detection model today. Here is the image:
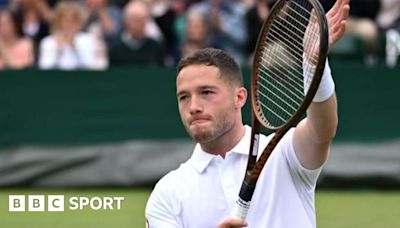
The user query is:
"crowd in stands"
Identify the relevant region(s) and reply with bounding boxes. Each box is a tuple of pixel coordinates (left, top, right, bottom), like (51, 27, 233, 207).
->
(0, 0, 399, 70)
(321, 0, 400, 67)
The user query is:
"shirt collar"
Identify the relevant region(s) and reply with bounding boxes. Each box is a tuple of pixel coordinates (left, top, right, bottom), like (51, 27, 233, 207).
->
(189, 125, 251, 173)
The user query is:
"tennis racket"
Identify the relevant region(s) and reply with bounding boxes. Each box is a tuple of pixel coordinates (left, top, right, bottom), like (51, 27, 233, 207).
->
(233, 0, 328, 219)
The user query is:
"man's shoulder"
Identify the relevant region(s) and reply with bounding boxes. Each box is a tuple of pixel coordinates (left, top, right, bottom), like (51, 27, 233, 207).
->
(153, 161, 195, 191)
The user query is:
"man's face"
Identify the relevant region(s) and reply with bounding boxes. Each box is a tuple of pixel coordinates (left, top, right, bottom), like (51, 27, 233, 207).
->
(186, 14, 207, 43)
(176, 64, 237, 143)
(124, 9, 147, 39)
(59, 10, 82, 35)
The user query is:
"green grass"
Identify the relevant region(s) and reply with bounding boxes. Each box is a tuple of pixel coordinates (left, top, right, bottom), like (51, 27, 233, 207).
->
(0, 189, 399, 228)
(316, 190, 400, 228)
(0, 188, 151, 228)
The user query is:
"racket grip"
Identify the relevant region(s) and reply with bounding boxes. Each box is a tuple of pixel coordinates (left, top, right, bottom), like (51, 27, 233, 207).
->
(233, 181, 256, 219)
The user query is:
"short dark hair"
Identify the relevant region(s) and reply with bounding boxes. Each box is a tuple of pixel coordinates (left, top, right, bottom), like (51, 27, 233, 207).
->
(177, 48, 243, 87)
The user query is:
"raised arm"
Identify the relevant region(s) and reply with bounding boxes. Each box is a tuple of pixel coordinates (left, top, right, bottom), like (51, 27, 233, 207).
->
(293, 0, 350, 169)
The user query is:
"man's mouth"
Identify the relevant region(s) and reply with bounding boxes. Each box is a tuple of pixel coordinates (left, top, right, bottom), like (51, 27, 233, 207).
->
(190, 116, 210, 126)
(191, 119, 209, 125)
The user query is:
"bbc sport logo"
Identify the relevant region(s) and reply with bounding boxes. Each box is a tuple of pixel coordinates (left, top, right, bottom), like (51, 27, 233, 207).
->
(8, 195, 124, 212)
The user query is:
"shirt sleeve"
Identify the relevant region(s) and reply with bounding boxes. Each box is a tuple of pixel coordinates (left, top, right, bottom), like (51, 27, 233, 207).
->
(282, 128, 323, 190)
(145, 174, 182, 228)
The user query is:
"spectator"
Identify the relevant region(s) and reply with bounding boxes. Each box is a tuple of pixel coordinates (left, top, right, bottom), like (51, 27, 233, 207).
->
(0, 8, 34, 69)
(38, 1, 108, 70)
(108, 0, 164, 67)
(99, 0, 164, 43)
(190, 0, 248, 65)
(83, 0, 122, 44)
(145, 0, 178, 66)
(10, 0, 52, 62)
(345, 0, 380, 64)
(245, 0, 272, 64)
(179, 8, 215, 59)
(377, 0, 400, 67)
(376, 0, 400, 31)
(321, 0, 380, 65)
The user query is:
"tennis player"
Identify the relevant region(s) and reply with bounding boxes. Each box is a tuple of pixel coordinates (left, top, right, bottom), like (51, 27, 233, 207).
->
(146, 0, 350, 227)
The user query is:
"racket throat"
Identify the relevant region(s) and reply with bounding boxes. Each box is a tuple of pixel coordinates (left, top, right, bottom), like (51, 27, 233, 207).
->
(251, 134, 260, 157)
(246, 123, 261, 171)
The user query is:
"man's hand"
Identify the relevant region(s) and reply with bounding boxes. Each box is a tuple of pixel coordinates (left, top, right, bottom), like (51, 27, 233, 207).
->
(304, 0, 350, 64)
(326, 0, 350, 49)
(217, 217, 248, 228)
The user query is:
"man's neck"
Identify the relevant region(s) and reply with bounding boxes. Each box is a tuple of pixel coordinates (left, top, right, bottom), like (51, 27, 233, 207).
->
(200, 124, 246, 158)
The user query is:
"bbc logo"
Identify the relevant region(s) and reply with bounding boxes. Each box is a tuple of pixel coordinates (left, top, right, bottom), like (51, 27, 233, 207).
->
(9, 195, 64, 212)
(9, 195, 124, 212)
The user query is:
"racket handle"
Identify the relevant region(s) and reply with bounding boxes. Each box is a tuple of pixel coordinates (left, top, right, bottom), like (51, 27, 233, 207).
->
(233, 181, 256, 219)
(233, 197, 251, 219)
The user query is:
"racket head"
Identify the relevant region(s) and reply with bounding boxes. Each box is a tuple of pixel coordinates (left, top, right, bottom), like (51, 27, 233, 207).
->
(251, 0, 329, 131)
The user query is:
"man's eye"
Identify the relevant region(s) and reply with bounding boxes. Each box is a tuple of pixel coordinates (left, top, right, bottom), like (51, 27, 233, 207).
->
(178, 95, 188, 101)
(202, 90, 214, 95)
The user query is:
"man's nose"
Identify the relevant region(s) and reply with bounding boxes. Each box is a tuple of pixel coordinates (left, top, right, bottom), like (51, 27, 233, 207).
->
(189, 96, 203, 114)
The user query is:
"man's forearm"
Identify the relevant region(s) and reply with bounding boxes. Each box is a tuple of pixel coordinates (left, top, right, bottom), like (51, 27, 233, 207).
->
(306, 94, 338, 144)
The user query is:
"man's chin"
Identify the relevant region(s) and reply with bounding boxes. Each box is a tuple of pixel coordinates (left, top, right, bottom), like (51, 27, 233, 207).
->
(192, 134, 213, 143)
(189, 127, 213, 143)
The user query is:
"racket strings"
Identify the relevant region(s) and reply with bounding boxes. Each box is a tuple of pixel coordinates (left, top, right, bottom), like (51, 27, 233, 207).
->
(257, 80, 299, 114)
(258, 68, 303, 102)
(262, 32, 304, 77)
(259, 49, 304, 92)
(256, 0, 321, 128)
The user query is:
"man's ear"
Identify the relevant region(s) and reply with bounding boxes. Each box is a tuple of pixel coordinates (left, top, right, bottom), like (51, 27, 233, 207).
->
(235, 87, 247, 109)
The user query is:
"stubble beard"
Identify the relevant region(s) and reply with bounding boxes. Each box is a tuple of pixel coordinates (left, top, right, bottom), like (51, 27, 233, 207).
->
(185, 107, 235, 144)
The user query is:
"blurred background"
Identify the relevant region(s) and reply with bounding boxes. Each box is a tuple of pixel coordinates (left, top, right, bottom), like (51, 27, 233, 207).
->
(0, 0, 399, 227)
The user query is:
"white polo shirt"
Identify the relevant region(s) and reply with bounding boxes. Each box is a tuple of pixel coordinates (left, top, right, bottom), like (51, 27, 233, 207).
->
(145, 125, 323, 228)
